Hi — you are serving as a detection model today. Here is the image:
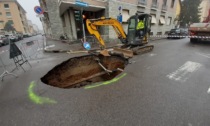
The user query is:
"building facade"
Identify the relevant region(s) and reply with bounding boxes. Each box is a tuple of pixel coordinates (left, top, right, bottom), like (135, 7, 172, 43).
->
(33, 24, 39, 33)
(0, 0, 30, 34)
(200, 0, 210, 22)
(40, 0, 180, 40)
(27, 20, 35, 34)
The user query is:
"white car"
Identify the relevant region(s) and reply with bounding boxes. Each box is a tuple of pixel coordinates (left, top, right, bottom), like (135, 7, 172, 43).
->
(5, 34, 17, 42)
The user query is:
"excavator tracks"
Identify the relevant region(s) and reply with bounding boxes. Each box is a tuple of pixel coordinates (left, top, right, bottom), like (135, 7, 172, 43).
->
(131, 45, 154, 55)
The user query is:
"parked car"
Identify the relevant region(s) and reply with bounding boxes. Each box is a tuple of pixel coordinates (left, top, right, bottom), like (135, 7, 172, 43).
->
(16, 33, 23, 41)
(23, 33, 30, 38)
(5, 34, 17, 42)
(167, 28, 188, 39)
(0, 35, 5, 46)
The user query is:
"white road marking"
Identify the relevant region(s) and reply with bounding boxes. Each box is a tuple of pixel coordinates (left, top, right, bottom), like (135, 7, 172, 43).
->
(0, 50, 8, 55)
(149, 53, 157, 57)
(207, 87, 210, 94)
(196, 52, 210, 59)
(44, 45, 55, 49)
(167, 61, 202, 82)
(37, 48, 43, 51)
(188, 123, 193, 126)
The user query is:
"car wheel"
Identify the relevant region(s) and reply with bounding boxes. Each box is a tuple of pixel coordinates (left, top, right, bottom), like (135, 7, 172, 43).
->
(190, 38, 197, 43)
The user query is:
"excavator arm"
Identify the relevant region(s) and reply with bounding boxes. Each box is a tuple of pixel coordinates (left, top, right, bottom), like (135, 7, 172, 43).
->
(86, 17, 127, 49)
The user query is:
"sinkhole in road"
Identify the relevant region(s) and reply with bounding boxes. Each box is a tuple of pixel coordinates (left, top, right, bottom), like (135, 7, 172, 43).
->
(41, 55, 128, 88)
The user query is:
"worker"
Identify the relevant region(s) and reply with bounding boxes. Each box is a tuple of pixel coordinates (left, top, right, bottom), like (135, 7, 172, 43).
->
(136, 20, 144, 37)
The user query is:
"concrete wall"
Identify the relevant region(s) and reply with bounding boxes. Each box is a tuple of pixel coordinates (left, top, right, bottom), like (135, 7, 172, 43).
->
(108, 0, 137, 39)
(46, 0, 64, 39)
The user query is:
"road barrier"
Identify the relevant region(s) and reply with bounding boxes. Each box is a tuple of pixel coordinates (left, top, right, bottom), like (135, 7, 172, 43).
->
(150, 35, 210, 39)
(20, 40, 43, 59)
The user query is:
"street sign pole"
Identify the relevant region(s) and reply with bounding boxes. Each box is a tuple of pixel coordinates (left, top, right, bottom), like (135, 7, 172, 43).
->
(81, 8, 86, 43)
(75, 0, 88, 43)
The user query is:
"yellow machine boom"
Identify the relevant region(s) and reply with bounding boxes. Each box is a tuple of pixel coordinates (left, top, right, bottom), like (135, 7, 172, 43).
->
(86, 17, 127, 48)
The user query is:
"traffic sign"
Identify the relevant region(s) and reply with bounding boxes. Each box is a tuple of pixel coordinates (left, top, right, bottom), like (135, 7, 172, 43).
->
(34, 6, 44, 15)
(117, 14, 122, 23)
(118, 6, 122, 10)
(83, 42, 91, 50)
(75, 0, 89, 7)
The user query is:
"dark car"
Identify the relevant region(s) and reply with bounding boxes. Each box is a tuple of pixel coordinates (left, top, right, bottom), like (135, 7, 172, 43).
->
(168, 28, 188, 39)
(17, 34, 23, 41)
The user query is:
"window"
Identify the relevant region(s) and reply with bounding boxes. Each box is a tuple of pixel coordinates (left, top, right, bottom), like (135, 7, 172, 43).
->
(163, 0, 167, 6)
(152, 0, 157, 4)
(139, 0, 147, 5)
(0, 21, 4, 24)
(4, 4, 9, 9)
(0, 12, 2, 16)
(128, 18, 136, 29)
(6, 12, 11, 17)
(122, 9, 129, 22)
(167, 17, 172, 25)
(62, 15, 66, 27)
(171, 0, 175, 8)
(8, 20, 13, 24)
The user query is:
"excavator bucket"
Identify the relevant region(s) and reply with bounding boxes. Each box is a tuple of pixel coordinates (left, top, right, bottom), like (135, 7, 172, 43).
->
(41, 54, 128, 88)
(112, 47, 134, 58)
(99, 49, 110, 56)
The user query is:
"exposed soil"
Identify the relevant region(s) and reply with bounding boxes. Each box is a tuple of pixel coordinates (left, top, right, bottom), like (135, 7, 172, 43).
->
(41, 54, 128, 88)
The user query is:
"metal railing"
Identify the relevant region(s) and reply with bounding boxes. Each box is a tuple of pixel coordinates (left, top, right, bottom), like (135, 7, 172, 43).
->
(151, 2, 159, 9)
(138, 0, 147, 5)
(162, 4, 167, 11)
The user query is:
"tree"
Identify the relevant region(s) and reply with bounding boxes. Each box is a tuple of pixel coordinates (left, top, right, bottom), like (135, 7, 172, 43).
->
(4, 21, 16, 32)
(179, 0, 202, 27)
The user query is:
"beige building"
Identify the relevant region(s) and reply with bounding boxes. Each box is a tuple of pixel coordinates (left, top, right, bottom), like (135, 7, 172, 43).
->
(200, 0, 210, 22)
(0, 0, 30, 34)
(27, 20, 35, 34)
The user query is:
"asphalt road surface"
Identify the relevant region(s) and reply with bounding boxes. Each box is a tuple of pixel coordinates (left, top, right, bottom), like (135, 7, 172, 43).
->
(1, 37, 210, 126)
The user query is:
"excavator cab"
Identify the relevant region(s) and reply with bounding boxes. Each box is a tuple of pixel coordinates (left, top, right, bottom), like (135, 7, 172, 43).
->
(127, 14, 151, 46)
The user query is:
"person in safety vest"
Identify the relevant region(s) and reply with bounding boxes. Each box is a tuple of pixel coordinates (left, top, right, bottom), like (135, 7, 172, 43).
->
(136, 20, 144, 37)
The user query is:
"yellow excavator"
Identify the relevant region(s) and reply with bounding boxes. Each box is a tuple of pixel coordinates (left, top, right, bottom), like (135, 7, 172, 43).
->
(86, 13, 154, 58)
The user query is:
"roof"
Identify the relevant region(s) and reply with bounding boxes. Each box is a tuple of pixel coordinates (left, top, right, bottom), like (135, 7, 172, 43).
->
(0, 0, 26, 13)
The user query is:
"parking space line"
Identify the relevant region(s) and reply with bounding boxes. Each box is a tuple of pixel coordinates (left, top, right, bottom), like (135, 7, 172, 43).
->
(167, 61, 202, 82)
(207, 87, 210, 94)
(196, 52, 210, 59)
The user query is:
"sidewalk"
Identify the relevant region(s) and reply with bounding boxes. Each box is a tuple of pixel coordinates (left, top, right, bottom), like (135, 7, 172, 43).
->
(44, 37, 122, 53)
(44, 36, 166, 53)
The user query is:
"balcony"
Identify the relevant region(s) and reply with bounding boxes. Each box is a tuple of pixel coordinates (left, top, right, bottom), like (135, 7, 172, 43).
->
(137, 0, 147, 7)
(162, 4, 167, 12)
(151, 2, 159, 10)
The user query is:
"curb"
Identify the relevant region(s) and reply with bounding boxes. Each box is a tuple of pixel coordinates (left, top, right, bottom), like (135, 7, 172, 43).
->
(43, 38, 166, 53)
(150, 37, 166, 41)
(44, 49, 69, 53)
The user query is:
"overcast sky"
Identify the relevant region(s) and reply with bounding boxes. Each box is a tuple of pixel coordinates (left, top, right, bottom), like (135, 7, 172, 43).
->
(17, 0, 43, 30)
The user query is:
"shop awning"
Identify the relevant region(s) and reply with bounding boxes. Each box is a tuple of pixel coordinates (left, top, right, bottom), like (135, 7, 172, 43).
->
(151, 15, 157, 24)
(159, 16, 166, 24)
